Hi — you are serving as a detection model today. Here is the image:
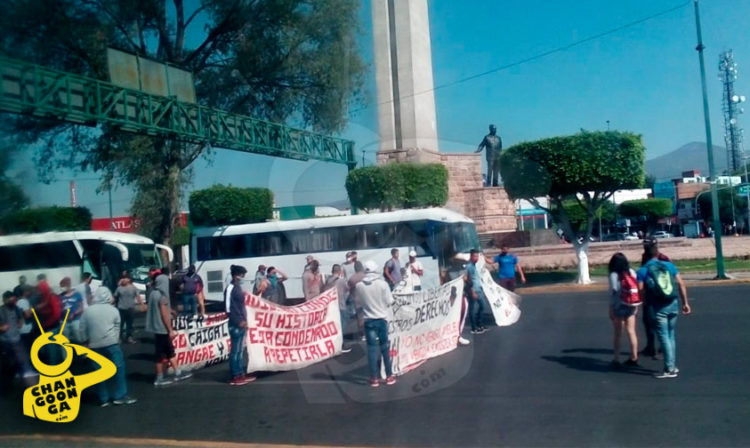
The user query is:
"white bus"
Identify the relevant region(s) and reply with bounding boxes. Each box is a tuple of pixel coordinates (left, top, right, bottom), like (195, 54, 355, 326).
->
(191, 208, 480, 302)
(0, 231, 173, 294)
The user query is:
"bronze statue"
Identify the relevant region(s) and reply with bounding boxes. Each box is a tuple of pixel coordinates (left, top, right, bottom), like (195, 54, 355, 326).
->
(475, 124, 502, 186)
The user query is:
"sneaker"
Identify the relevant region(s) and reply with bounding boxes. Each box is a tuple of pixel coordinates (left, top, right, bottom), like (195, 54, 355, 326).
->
(341, 345, 352, 354)
(385, 376, 397, 386)
(229, 375, 254, 386)
(369, 378, 380, 388)
(623, 359, 640, 367)
(99, 401, 112, 408)
(360, 335, 367, 342)
(477, 327, 487, 334)
(458, 336, 471, 346)
(153, 377, 173, 387)
(113, 396, 137, 405)
(173, 371, 193, 382)
(470, 329, 480, 334)
(654, 370, 678, 379)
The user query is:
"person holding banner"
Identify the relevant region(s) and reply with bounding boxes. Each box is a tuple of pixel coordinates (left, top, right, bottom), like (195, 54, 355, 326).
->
(226, 264, 256, 386)
(355, 260, 396, 387)
(323, 264, 352, 354)
(492, 245, 526, 291)
(466, 250, 487, 334)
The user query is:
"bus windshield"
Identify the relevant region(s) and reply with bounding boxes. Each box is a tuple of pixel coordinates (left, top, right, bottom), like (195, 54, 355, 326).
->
(452, 222, 480, 254)
(122, 243, 162, 283)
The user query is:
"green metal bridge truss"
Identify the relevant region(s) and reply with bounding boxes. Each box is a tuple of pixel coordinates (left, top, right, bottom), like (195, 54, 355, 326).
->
(0, 55, 356, 168)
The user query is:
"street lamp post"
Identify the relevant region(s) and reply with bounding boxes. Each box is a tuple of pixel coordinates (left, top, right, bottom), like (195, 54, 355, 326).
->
(693, 0, 727, 278)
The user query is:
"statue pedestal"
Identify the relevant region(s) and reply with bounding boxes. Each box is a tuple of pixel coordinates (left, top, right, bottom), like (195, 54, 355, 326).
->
(463, 187, 517, 234)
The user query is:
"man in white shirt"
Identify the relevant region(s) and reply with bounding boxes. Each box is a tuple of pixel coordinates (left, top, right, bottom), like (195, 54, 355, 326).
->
(404, 250, 424, 292)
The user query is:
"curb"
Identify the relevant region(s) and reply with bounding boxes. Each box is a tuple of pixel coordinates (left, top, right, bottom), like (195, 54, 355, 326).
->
(517, 277, 750, 295)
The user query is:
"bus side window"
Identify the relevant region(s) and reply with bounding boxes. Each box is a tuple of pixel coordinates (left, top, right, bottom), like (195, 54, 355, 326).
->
(82, 253, 100, 279)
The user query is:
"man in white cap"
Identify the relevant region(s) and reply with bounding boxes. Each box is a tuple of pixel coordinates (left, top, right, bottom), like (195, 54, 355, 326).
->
(404, 250, 424, 292)
(354, 260, 396, 387)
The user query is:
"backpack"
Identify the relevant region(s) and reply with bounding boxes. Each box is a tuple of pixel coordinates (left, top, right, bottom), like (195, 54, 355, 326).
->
(619, 272, 641, 306)
(644, 261, 679, 305)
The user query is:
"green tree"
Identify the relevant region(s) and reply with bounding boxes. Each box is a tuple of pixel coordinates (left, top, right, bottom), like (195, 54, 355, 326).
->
(557, 199, 616, 235)
(697, 187, 747, 229)
(346, 163, 448, 212)
(618, 198, 673, 233)
(0, 0, 366, 243)
(500, 130, 645, 284)
(0, 177, 29, 220)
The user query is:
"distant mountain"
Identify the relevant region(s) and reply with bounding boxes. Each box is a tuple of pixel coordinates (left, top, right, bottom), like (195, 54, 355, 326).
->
(646, 142, 728, 181)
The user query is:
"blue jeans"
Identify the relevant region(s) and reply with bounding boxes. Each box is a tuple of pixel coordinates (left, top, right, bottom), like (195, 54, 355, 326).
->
(93, 344, 127, 403)
(469, 291, 486, 331)
(364, 319, 393, 379)
(653, 300, 680, 372)
(183, 294, 197, 315)
(340, 310, 348, 337)
(228, 325, 247, 378)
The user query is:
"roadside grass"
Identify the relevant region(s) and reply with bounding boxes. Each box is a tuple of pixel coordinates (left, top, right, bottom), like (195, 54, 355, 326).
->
(525, 257, 749, 284)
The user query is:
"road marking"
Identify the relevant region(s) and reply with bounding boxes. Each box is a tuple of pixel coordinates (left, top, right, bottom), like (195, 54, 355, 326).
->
(0, 434, 372, 448)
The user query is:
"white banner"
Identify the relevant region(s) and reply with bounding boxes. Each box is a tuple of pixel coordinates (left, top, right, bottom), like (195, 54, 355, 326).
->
(245, 288, 343, 373)
(172, 313, 231, 371)
(479, 266, 522, 326)
(389, 277, 464, 376)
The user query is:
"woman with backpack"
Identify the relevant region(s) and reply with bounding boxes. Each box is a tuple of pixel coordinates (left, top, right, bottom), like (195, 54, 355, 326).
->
(607, 253, 641, 368)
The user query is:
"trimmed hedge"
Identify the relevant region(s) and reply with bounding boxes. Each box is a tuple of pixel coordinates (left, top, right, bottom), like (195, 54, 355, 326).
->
(0, 206, 92, 234)
(189, 185, 273, 226)
(346, 163, 448, 211)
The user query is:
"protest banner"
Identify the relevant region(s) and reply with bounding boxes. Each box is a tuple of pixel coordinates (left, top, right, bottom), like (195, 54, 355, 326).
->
(245, 288, 343, 372)
(172, 313, 231, 371)
(479, 266, 522, 326)
(389, 277, 464, 376)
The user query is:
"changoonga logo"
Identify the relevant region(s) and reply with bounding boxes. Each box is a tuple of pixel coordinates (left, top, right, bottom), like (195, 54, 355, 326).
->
(23, 310, 116, 423)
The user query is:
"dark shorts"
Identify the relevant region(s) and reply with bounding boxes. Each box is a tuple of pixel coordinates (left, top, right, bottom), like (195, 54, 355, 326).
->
(154, 333, 175, 362)
(614, 303, 638, 318)
(499, 277, 516, 291)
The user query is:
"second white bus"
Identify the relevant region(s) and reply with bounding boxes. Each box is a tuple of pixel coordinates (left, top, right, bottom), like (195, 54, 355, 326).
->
(191, 207, 480, 302)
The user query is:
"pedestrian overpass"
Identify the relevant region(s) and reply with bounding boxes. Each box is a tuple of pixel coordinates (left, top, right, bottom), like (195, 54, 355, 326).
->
(0, 55, 356, 169)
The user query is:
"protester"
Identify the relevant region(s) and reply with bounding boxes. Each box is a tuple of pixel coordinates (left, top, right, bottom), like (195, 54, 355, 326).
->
(59, 277, 85, 343)
(252, 265, 267, 295)
(607, 253, 641, 367)
(303, 255, 315, 273)
(342, 251, 358, 280)
(492, 245, 526, 291)
(637, 244, 691, 379)
(114, 275, 143, 344)
(0, 291, 33, 395)
(466, 250, 487, 334)
(640, 237, 671, 358)
(302, 259, 324, 301)
(33, 275, 62, 335)
(383, 248, 402, 291)
(347, 261, 367, 341)
(180, 264, 203, 316)
(262, 267, 288, 305)
(80, 286, 136, 406)
(226, 264, 256, 386)
(74, 272, 94, 309)
(16, 285, 35, 354)
(12, 276, 27, 299)
(355, 260, 396, 387)
(145, 272, 191, 387)
(323, 264, 352, 353)
(404, 251, 424, 292)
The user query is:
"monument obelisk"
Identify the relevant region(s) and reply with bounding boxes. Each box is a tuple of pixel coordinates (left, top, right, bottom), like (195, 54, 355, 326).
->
(371, 0, 516, 236)
(372, 0, 440, 163)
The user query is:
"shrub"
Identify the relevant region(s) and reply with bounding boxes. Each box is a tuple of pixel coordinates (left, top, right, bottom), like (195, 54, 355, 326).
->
(345, 163, 448, 211)
(189, 185, 273, 226)
(0, 206, 92, 234)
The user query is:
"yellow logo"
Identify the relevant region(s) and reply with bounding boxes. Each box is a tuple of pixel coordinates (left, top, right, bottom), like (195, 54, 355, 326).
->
(23, 310, 116, 423)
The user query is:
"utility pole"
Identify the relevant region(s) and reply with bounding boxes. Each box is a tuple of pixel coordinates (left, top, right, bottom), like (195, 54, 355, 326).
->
(694, 0, 727, 278)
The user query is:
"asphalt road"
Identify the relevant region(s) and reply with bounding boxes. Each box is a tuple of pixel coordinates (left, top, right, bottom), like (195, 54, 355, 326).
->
(1, 284, 749, 447)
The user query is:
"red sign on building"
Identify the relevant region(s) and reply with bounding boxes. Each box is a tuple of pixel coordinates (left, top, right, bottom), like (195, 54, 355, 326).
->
(91, 213, 188, 233)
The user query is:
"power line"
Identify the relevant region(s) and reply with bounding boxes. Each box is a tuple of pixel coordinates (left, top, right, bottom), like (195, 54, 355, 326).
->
(350, 1, 691, 116)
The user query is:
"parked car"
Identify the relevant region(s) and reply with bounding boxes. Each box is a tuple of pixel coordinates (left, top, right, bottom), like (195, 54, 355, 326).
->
(652, 231, 674, 239)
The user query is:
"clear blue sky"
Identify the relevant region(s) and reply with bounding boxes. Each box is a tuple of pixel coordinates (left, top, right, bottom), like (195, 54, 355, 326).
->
(11, 0, 750, 217)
